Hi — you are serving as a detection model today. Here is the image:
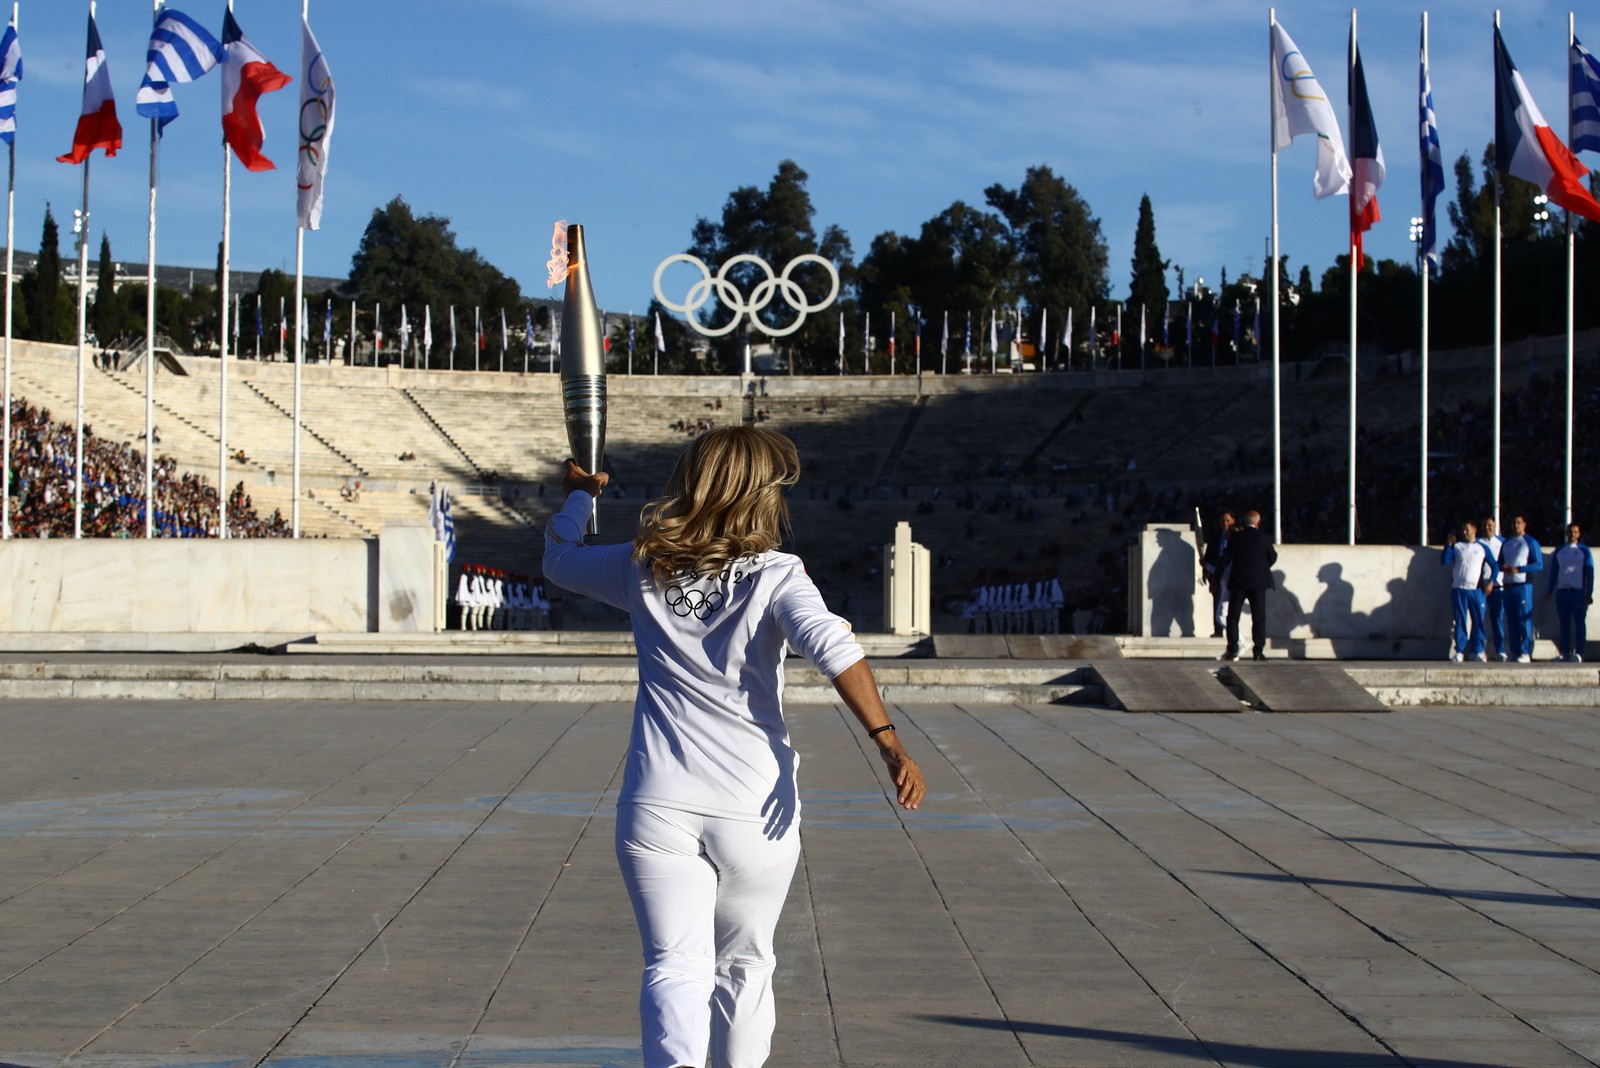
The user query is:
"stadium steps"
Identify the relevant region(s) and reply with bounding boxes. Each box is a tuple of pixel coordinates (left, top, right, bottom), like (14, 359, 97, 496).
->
(402, 388, 486, 478)
(241, 380, 368, 476)
(873, 395, 928, 487)
(0, 655, 1101, 705)
(1017, 392, 1097, 473)
(12, 366, 228, 478)
(1, 652, 1593, 707)
(1140, 382, 1268, 477)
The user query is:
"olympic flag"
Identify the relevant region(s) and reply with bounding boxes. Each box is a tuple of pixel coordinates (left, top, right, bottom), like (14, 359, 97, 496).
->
(296, 16, 334, 230)
(1271, 19, 1350, 199)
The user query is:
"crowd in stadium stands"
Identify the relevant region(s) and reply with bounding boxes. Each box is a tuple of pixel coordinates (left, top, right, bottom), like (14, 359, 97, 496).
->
(4, 398, 290, 539)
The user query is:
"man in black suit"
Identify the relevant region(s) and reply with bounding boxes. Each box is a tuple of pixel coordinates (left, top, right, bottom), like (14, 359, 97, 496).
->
(1222, 509, 1277, 661)
(1201, 510, 1235, 639)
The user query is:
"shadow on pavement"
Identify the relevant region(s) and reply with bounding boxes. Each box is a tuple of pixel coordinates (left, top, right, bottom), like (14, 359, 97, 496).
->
(1201, 869, 1599, 909)
(916, 1015, 1516, 1068)
(1338, 836, 1600, 861)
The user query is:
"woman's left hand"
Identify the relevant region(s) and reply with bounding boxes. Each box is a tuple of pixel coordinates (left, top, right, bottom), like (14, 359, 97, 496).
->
(877, 740, 925, 810)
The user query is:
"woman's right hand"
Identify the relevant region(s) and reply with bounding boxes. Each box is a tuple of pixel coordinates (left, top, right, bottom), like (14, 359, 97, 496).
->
(563, 459, 609, 498)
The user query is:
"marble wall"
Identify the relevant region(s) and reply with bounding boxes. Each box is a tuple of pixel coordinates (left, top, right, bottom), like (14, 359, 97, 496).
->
(0, 539, 375, 633)
(377, 522, 441, 632)
(1133, 525, 1596, 651)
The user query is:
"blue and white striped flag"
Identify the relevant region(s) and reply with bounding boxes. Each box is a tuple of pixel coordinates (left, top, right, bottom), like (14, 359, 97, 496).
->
(0, 17, 22, 146)
(323, 299, 332, 343)
(135, 9, 224, 137)
(1419, 24, 1445, 270)
(1574, 36, 1600, 156)
(429, 482, 457, 563)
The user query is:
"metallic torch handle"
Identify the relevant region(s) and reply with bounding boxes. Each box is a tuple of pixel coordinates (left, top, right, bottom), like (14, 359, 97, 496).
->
(560, 224, 608, 535)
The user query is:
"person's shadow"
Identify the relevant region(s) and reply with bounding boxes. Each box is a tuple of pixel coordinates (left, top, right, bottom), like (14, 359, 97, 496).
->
(1312, 562, 1356, 635)
(1149, 529, 1196, 637)
(1266, 568, 1309, 646)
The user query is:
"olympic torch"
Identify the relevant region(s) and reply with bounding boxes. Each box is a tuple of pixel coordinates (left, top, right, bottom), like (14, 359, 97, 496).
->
(556, 223, 607, 534)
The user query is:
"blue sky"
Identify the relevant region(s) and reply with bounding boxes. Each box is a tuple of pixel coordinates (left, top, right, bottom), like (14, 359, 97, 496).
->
(12, 1, 1592, 315)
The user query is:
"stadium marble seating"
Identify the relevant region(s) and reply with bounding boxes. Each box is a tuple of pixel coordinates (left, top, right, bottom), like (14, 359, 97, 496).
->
(9, 328, 1594, 633)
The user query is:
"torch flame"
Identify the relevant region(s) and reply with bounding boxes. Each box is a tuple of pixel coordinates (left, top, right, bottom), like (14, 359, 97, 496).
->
(546, 220, 570, 289)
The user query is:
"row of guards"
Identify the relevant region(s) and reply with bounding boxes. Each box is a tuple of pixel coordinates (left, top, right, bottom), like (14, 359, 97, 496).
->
(964, 575, 1067, 636)
(454, 565, 551, 632)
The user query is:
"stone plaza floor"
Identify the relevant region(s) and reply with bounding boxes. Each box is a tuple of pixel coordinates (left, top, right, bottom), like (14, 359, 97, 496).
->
(0, 698, 1596, 1067)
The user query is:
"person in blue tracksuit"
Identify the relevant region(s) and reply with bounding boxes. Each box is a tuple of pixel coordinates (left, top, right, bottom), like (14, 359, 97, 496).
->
(1544, 523, 1594, 662)
(1441, 521, 1495, 662)
(1479, 516, 1506, 659)
(1496, 515, 1543, 662)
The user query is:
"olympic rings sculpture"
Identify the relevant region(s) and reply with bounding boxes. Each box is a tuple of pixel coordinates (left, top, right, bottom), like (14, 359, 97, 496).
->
(664, 585, 726, 620)
(653, 253, 841, 338)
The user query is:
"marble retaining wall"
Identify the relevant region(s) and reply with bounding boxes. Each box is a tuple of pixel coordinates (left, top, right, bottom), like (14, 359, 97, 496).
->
(0, 538, 377, 633)
(1132, 524, 1596, 653)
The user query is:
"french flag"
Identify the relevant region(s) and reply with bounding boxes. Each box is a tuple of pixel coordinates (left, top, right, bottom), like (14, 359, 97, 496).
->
(57, 12, 121, 164)
(220, 9, 291, 172)
(1494, 26, 1600, 224)
(1348, 37, 1384, 271)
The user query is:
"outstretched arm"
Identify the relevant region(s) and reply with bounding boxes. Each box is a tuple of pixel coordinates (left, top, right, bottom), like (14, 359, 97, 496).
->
(831, 660, 926, 810)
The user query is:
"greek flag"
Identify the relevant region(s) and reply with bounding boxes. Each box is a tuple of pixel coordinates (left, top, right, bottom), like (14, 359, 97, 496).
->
(135, 8, 224, 137)
(323, 300, 332, 343)
(0, 17, 21, 146)
(1575, 36, 1600, 156)
(1419, 25, 1445, 269)
(429, 482, 457, 563)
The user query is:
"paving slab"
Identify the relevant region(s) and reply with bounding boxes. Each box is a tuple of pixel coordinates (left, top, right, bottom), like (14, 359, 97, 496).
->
(0, 696, 1596, 1067)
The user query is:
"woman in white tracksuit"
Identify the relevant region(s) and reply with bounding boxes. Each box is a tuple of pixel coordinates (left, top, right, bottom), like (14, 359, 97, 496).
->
(544, 426, 925, 1068)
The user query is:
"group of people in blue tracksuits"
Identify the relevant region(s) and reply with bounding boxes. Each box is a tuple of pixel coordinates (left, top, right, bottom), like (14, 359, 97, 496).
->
(1440, 516, 1594, 663)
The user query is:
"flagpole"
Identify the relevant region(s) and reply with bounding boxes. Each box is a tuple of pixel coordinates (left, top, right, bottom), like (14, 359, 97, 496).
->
(1565, 9, 1576, 525)
(292, 220, 304, 537)
(1270, 6, 1284, 545)
(73, 157, 89, 539)
(1420, 12, 1431, 547)
(1492, 9, 1503, 534)
(1347, 7, 1358, 546)
(141, 0, 160, 537)
(219, 141, 232, 537)
(1, 0, 14, 540)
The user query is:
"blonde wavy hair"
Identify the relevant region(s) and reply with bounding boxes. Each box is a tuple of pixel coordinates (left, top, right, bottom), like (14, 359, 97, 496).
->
(633, 425, 801, 584)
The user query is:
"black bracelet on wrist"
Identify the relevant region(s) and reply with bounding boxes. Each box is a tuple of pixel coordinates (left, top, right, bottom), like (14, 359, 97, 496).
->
(867, 723, 896, 738)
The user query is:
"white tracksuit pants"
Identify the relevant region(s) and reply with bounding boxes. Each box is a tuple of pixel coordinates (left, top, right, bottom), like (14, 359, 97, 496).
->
(616, 802, 802, 1068)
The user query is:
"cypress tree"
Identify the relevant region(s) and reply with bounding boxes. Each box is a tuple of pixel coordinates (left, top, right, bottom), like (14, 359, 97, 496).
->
(21, 205, 66, 343)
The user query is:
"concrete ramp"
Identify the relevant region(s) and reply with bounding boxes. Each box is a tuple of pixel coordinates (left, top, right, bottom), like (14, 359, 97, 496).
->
(1093, 662, 1244, 713)
(1225, 662, 1388, 713)
(931, 634, 1122, 660)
